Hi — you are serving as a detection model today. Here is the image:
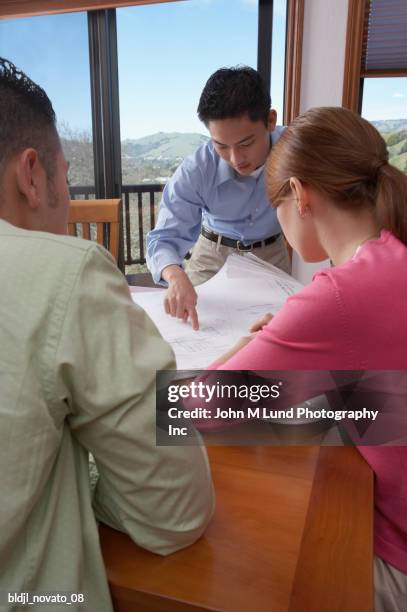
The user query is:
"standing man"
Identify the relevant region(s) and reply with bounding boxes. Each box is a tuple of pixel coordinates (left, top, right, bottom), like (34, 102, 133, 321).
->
(147, 66, 290, 330)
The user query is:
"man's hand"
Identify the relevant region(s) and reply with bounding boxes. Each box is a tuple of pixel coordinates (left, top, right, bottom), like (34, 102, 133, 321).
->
(248, 312, 273, 333)
(162, 265, 199, 330)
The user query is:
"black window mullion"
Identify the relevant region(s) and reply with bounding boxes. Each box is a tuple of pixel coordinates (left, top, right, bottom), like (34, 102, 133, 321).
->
(358, 77, 365, 115)
(88, 12, 105, 199)
(88, 8, 124, 271)
(257, 0, 273, 93)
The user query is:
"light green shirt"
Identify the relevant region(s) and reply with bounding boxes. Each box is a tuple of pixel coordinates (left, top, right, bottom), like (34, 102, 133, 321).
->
(0, 219, 214, 611)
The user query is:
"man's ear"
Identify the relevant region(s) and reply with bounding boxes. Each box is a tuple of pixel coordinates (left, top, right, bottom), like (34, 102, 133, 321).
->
(267, 109, 277, 132)
(15, 148, 46, 210)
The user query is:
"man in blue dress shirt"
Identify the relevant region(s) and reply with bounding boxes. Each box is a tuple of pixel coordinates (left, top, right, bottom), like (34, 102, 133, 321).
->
(146, 66, 290, 330)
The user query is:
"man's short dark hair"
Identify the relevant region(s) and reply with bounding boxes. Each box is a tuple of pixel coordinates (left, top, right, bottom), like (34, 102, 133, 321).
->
(0, 57, 59, 180)
(197, 66, 271, 126)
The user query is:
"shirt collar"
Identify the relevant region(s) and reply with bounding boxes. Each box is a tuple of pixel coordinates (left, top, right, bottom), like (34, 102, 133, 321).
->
(249, 163, 265, 179)
(215, 157, 236, 186)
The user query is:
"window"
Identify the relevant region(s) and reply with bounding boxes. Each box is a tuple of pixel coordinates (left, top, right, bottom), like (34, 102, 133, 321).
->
(344, 0, 407, 173)
(117, 0, 259, 180)
(361, 77, 407, 173)
(0, 12, 95, 191)
(117, 0, 261, 271)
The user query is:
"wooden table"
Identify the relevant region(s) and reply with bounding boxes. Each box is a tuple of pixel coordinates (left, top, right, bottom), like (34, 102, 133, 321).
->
(99, 444, 373, 612)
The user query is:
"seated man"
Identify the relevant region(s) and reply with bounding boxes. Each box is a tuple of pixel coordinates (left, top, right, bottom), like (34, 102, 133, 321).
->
(147, 66, 290, 330)
(0, 58, 214, 612)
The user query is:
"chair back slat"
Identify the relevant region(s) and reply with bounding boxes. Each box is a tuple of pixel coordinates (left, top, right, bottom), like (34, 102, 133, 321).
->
(109, 223, 119, 261)
(82, 223, 91, 240)
(96, 222, 105, 246)
(68, 199, 121, 262)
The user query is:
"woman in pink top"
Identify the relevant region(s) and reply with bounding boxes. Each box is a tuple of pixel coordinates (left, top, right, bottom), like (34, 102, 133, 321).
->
(211, 107, 407, 611)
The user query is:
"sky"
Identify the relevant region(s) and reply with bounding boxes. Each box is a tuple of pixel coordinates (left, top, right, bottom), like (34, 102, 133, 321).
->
(361, 77, 407, 123)
(0, 0, 405, 140)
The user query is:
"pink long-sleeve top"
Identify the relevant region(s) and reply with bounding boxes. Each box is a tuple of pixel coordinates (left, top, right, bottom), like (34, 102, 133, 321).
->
(211, 230, 407, 574)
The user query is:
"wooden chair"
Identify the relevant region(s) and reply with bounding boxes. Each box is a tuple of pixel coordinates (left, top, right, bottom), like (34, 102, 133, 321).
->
(68, 199, 121, 262)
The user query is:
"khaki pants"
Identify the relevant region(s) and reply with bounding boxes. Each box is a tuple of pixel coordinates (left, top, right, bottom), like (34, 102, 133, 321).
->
(375, 556, 407, 612)
(186, 233, 291, 287)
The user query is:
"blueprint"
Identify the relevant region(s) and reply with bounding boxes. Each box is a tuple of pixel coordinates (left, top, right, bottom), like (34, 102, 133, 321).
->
(131, 253, 303, 370)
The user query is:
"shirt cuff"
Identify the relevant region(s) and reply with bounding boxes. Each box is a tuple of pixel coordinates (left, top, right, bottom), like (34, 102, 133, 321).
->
(150, 252, 185, 285)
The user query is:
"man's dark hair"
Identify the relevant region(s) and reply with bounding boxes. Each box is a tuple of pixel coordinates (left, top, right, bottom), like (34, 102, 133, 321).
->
(0, 57, 59, 179)
(197, 66, 271, 126)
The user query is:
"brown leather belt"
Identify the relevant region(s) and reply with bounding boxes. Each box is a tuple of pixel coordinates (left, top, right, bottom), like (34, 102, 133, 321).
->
(201, 227, 281, 251)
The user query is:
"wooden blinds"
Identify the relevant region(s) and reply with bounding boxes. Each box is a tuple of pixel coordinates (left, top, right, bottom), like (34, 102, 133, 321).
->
(362, 0, 407, 76)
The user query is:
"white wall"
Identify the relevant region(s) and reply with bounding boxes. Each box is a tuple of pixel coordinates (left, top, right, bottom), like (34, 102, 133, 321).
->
(291, 0, 349, 284)
(300, 0, 349, 111)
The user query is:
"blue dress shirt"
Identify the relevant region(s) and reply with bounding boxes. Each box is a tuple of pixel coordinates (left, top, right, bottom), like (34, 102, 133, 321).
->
(146, 126, 285, 283)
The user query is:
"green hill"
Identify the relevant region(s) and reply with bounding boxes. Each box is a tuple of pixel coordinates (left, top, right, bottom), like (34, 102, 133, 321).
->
(122, 132, 208, 160)
(387, 136, 407, 155)
(389, 151, 407, 172)
(377, 127, 407, 173)
(369, 120, 407, 173)
(383, 129, 407, 147)
(62, 123, 407, 188)
(372, 119, 407, 133)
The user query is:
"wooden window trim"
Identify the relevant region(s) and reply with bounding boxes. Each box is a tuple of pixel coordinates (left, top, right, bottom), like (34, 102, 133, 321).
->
(342, 0, 368, 111)
(362, 68, 407, 78)
(283, 0, 304, 125)
(0, 0, 181, 20)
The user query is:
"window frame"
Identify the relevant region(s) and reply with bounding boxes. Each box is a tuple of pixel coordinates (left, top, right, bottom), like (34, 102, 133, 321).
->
(343, 0, 407, 113)
(0, 0, 179, 20)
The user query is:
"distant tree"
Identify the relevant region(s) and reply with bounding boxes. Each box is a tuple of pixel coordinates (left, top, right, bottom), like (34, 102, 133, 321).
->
(57, 126, 208, 188)
(399, 140, 407, 155)
(386, 129, 407, 147)
(58, 121, 94, 186)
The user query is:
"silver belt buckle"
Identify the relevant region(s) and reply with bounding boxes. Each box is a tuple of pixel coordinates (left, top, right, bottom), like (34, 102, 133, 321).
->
(237, 240, 252, 252)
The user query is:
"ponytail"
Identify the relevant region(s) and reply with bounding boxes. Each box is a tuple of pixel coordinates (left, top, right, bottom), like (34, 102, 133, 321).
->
(375, 163, 407, 245)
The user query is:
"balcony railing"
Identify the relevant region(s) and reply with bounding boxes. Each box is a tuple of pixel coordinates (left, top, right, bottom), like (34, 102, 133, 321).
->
(70, 183, 164, 267)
